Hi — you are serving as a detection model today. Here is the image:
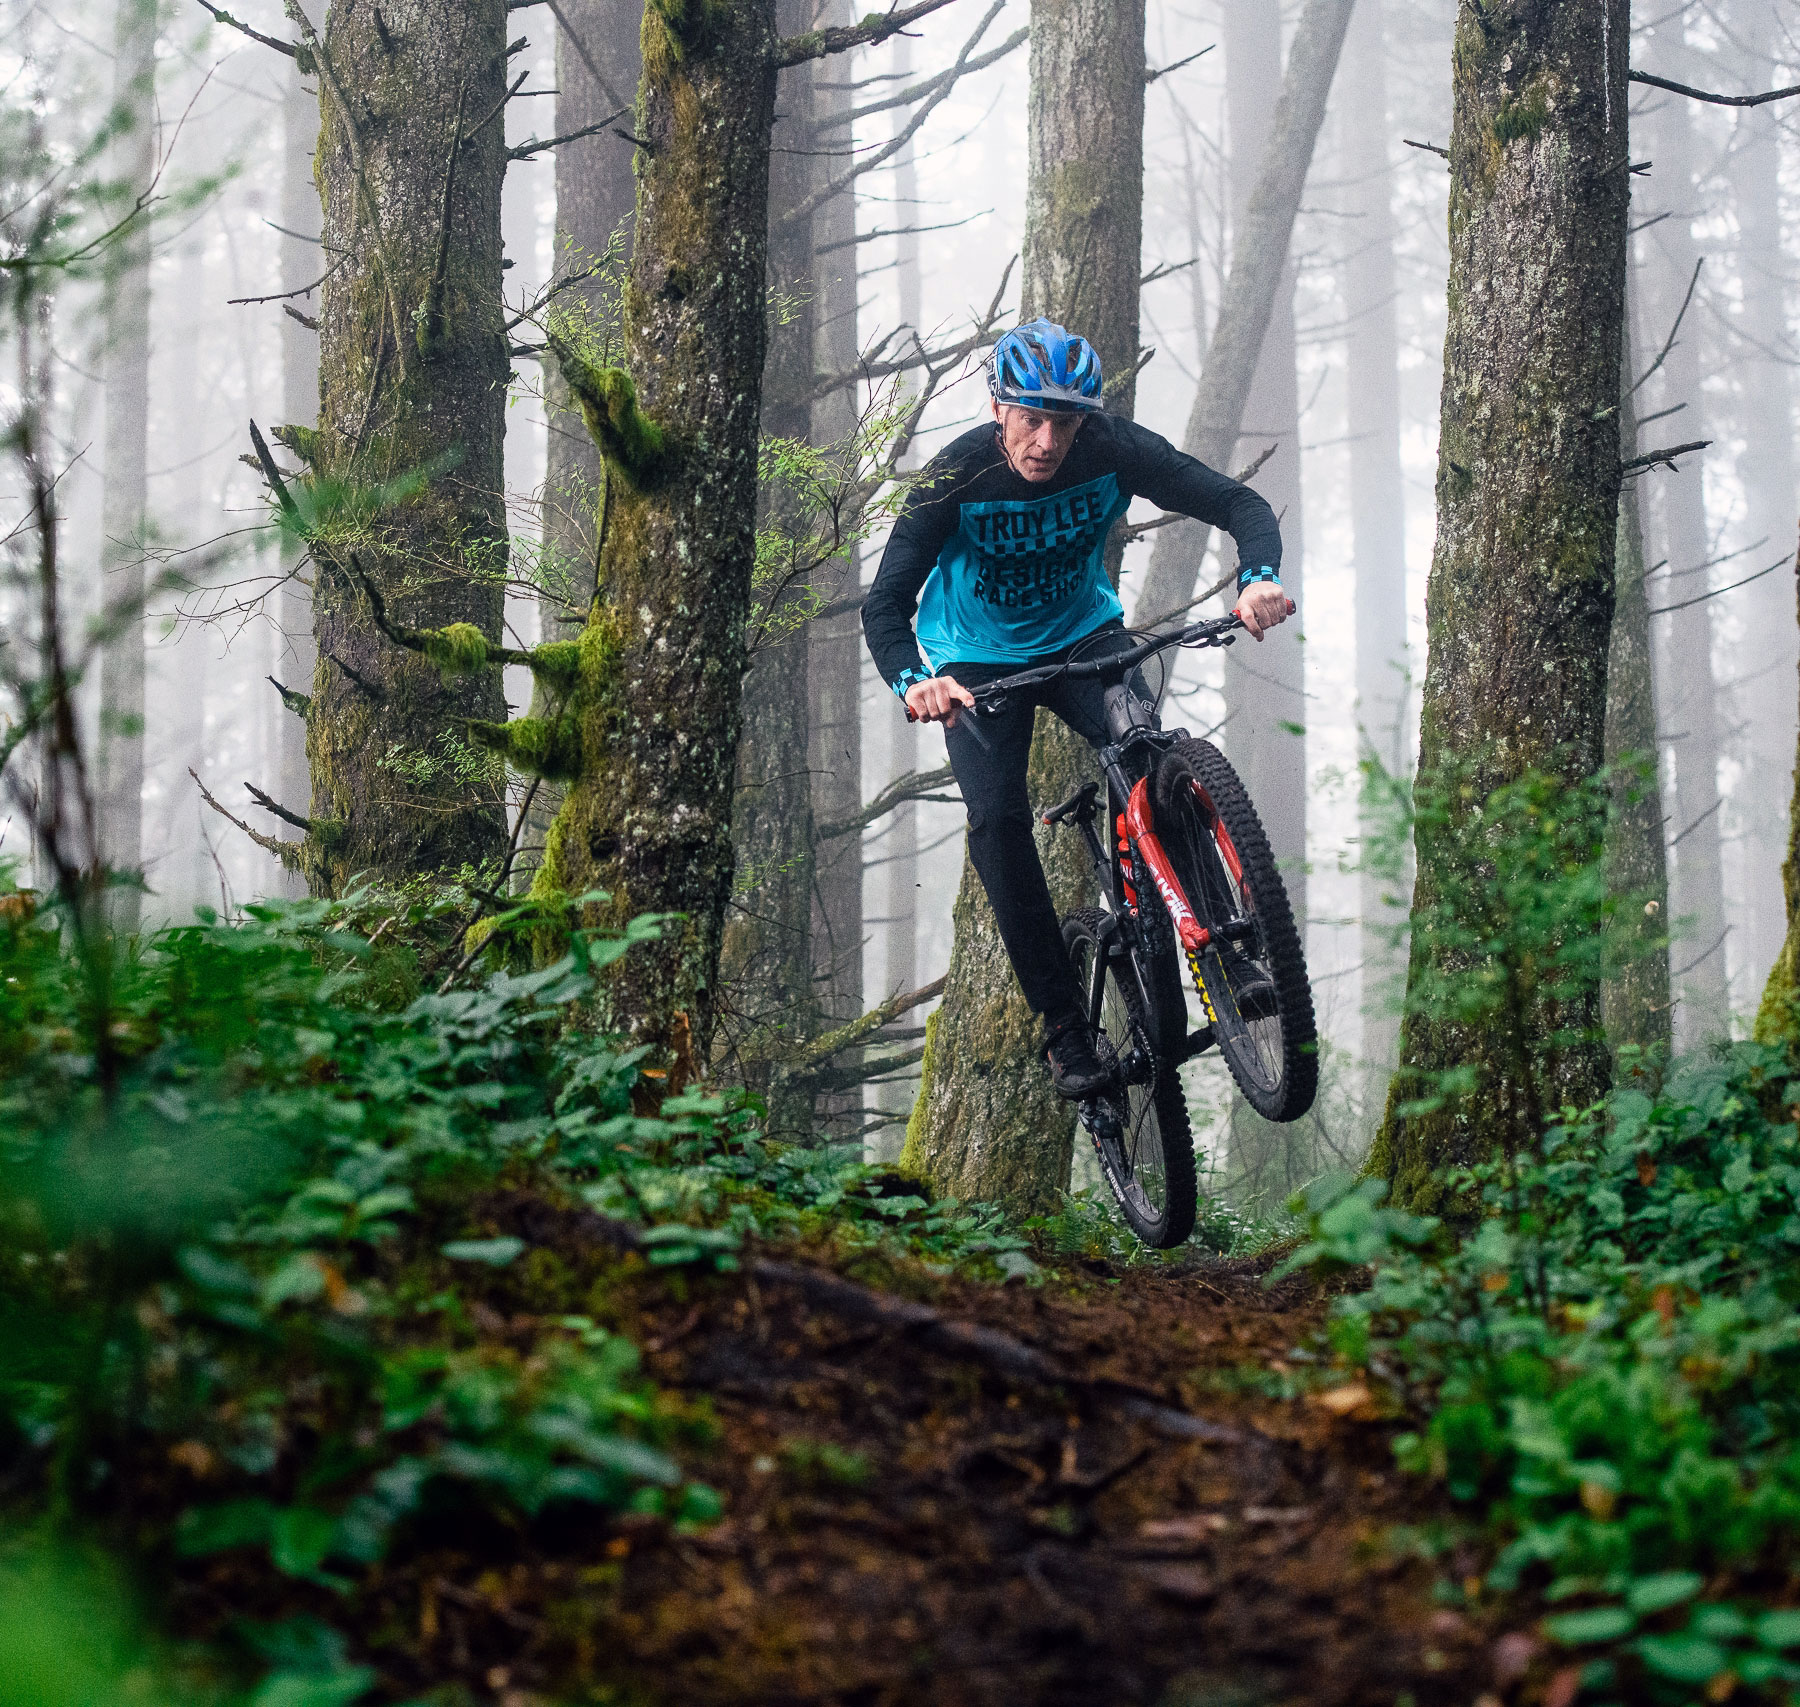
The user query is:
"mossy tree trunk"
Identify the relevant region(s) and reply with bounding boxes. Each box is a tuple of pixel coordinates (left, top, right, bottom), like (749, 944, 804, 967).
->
(717, 0, 822, 1135)
(901, 0, 1145, 1213)
(528, 0, 784, 1071)
(519, 0, 640, 891)
(1754, 521, 1800, 1045)
(1601, 306, 1671, 1061)
(1367, 0, 1628, 1213)
(294, 0, 511, 890)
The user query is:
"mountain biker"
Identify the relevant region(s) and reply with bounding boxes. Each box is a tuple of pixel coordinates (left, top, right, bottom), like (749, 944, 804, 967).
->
(861, 318, 1290, 1102)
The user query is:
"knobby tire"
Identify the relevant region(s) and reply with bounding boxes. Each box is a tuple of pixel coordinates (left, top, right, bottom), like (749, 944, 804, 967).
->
(1155, 738, 1318, 1123)
(1062, 907, 1198, 1249)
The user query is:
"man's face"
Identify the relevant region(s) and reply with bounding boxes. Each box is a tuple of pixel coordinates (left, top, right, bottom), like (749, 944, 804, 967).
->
(994, 400, 1085, 482)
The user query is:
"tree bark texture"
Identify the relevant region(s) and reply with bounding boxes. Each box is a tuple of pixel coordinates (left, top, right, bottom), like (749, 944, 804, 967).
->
(299, 0, 511, 891)
(277, 57, 321, 886)
(97, 0, 156, 931)
(1755, 522, 1800, 1044)
(1368, 0, 1628, 1213)
(873, 48, 924, 1157)
(1342, 0, 1410, 1112)
(1602, 302, 1672, 1059)
(1133, 0, 1354, 629)
(901, 0, 1144, 1214)
(717, 1, 822, 1138)
(808, 0, 866, 1078)
(531, 0, 779, 1067)
(1640, 29, 1730, 1046)
(522, 0, 640, 889)
(1721, 0, 1798, 1012)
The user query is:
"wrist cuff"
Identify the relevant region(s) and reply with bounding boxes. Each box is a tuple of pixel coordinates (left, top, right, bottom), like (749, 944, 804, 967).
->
(1238, 565, 1281, 590)
(892, 667, 932, 700)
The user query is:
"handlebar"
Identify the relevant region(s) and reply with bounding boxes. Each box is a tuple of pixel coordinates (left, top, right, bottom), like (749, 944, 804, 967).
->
(903, 600, 1295, 726)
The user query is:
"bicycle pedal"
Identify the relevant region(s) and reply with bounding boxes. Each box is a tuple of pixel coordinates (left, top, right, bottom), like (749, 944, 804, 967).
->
(1078, 1094, 1123, 1143)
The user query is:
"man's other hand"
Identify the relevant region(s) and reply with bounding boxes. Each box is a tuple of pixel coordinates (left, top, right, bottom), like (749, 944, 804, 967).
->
(904, 674, 976, 728)
(1235, 581, 1293, 641)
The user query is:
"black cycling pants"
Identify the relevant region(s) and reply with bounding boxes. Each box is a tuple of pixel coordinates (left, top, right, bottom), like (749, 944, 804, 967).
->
(939, 622, 1136, 1022)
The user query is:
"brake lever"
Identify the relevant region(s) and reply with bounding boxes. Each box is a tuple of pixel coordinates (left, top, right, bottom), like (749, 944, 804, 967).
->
(905, 700, 993, 750)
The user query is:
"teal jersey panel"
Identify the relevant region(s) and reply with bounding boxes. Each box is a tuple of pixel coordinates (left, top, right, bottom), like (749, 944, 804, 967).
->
(915, 472, 1129, 669)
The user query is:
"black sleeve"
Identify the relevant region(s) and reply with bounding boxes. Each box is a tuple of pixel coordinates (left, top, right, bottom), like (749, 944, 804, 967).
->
(862, 443, 968, 693)
(1111, 417, 1283, 587)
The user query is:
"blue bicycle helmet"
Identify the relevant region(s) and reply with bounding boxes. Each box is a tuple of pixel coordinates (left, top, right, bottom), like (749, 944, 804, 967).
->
(988, 318, 1105, 413)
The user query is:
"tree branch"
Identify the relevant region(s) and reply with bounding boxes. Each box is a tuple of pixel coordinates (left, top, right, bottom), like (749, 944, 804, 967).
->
(344, 553, 537, 668)
(789, 976, 948, 1081)
(1630, 257, 1702, 396)
(813, 24, 1026, 130)
(810, 252, 1015, 400)
(245, 781, 314, 833)
(1648, 552, 1790, 616)
(777, 0, 964, 68)
(816, 764, 958, 841)
(1629, 66, 1800, 108)
(1622, 438, 1710, 475)
(781, 1, 1004, 227)
(1145, 44, 1213, 84)
(815, 211, 985, 255)
(191, 769, 302, 867)
(192, 0, 297, 57)
(508, 106, 629, 161)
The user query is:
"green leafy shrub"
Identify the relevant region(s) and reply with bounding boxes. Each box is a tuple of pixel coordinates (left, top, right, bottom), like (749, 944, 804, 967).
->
(1286, 1035, 1800, 1699)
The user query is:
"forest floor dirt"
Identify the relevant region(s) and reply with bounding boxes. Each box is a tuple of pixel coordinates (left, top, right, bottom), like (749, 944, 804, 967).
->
(191, 1183, 1567, 1707)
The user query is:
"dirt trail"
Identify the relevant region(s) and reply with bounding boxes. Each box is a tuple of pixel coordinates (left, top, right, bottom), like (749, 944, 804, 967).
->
(303, 1210, 1529, 1707)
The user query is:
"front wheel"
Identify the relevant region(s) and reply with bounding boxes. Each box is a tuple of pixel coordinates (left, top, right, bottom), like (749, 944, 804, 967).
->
(1062, 909, 1197, 1249)
(1154, 738, 1318, 1123)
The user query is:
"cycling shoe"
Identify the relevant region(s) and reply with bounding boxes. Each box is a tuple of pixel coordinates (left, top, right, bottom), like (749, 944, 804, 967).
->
(1042, 1013, 1114, 1101)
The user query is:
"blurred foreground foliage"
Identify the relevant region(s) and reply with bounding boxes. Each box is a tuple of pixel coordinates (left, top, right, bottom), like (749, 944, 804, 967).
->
(0, 870, 1032, 1704)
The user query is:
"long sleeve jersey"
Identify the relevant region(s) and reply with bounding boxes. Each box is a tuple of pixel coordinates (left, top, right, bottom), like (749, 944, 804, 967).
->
(862, 413, 1283, 696)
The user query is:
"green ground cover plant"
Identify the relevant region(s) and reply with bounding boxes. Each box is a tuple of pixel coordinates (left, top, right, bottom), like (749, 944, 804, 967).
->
(0, 873, 1037, 1704)
(1287, 1029, 1800, 1702)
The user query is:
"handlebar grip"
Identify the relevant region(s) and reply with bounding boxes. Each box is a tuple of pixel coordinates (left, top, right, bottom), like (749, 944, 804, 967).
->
(1287, 597, 1297, 614)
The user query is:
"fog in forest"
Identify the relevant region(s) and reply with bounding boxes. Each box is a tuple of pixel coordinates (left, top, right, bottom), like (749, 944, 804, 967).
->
(5, 0, 1797, 1204)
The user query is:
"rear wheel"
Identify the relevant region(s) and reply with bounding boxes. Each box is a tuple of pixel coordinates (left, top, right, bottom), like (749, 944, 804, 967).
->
(1062, 908, 1197, 1249)
(1154, 738, 1318, 1123)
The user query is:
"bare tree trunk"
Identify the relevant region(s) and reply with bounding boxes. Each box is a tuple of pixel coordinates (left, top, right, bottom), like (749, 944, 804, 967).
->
(1219, 0, 1305, 933)
(521, 0, 639, 889)
(1640, 26, 1730, 1045)
(718, 0, 822, 1136)
(873, 43, 923, 1156)
(1603, 297, 1672, 1059)
(808, 0, 863, 1053)
(1132, 0, 1354, 630)
(276, 56, 319, 892)
(296, 0, 511, 891)
(1342, 0, 1409, 1115)
(901, 0, 1145, 1213)
(1722, 0, 1797, 1014)
(808, 0, 867, 1139)
(97, 0, 156, 931)
(1368, 0, 1627, 1213)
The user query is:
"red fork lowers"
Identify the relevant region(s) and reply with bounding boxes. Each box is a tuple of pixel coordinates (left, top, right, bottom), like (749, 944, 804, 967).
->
(1123, 778, 1209, 952)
